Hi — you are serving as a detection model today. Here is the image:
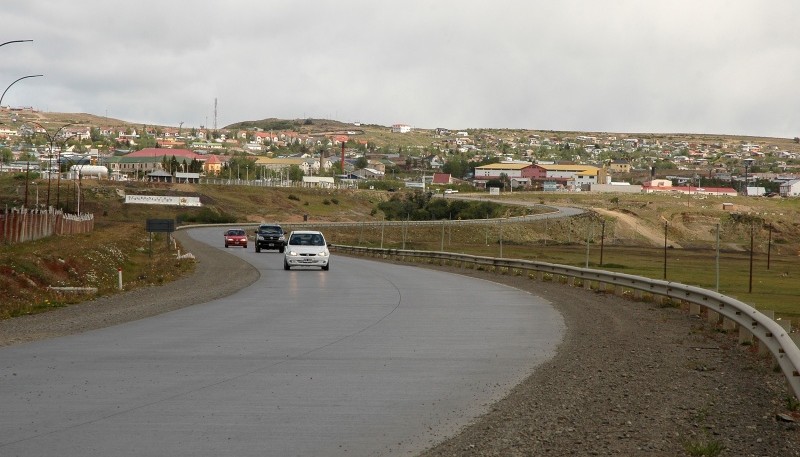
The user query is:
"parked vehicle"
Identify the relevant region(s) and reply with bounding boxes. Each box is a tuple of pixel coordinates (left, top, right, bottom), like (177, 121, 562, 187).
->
(283, 230, 330, 270)
(224, 228, 248, 248)
(254, 224, 286, 253)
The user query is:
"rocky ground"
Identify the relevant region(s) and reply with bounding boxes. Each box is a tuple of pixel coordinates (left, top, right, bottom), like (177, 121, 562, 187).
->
(1, 231, 798, 456)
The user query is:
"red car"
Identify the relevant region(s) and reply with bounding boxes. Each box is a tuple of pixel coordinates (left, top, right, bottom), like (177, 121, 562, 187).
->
(224, 228, 248, 248)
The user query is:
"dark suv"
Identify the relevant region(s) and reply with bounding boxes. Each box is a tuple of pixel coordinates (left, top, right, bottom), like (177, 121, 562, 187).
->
(254, 224, 286, 253)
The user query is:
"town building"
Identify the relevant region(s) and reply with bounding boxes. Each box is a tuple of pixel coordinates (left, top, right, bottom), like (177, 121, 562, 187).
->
(779, 179, 800, 197)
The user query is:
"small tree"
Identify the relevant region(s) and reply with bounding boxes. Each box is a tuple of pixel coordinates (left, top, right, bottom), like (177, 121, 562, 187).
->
(288, 164, 304, 182)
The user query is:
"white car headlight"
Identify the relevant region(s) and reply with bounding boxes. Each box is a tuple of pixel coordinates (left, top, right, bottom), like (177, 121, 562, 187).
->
(288, 251, 298, 256)
(318, 251, 329, 257)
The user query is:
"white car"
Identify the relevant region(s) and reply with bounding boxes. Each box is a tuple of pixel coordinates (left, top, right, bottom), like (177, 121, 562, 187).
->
(283, 230, 330, 270)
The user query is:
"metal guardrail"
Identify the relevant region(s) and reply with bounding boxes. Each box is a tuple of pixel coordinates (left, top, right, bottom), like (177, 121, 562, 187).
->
(331, 245, 800, 400)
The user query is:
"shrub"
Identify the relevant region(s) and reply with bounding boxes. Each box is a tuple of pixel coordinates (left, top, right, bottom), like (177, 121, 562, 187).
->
(177, 208, 236, 224)
(683, 437, 724, 457)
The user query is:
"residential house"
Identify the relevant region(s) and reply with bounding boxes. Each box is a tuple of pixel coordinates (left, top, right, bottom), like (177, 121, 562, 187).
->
(352, 168, 384, 179)
(431, 173, 453, 185)
(104, 156, 164, 177)
(254, 157, 307, 173)
(642, 180, 738, 196)
(302, 176, 335, 188)
(366, 160, 386, 173)
(531, 164, 607, 190)
(204, 154, 223, 175)
(608, 159, 631, 174)
(474, 162, 535, 180)
(779, 179, 800, 197)
(427, 154, 445, 170)
(391, 124, 412, 133)
(104, 148, 221, 178)
(174, 172, 200, 184)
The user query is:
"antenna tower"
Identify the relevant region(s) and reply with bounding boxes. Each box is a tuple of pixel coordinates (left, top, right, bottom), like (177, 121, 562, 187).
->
(213, 98, 218, 131)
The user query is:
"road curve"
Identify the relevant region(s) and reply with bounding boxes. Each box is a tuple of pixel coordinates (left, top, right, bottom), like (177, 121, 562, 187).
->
(0, 227, 564, 457)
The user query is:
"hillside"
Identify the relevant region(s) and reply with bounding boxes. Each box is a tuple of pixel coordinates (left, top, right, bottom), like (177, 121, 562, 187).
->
(14, 109, 800, 155)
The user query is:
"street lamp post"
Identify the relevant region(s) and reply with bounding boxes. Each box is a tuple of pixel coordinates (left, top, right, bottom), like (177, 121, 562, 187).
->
(28, 122, 74, 208)
(56, 133, 82, 209)
(0, 39, 36, 123)
(742, 158, 754, 195)
(1, 74, 43, 109)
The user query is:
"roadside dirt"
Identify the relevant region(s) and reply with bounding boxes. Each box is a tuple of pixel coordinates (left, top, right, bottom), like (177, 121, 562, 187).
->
(592, 207, 683, 248)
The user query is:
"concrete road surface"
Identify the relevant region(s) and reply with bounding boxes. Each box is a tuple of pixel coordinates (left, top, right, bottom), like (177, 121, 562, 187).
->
(0, 227, 564, 457)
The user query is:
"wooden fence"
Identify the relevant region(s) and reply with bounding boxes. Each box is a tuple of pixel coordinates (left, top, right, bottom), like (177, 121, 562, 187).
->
(0, 207, 95, 244)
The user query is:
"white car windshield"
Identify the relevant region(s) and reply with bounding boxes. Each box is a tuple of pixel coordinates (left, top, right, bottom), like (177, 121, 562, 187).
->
(289, 234, 324, 246)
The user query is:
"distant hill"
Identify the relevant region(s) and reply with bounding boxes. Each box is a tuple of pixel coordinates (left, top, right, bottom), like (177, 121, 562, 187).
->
(225, 118, 354, 133)
(12, 109, 800, 153)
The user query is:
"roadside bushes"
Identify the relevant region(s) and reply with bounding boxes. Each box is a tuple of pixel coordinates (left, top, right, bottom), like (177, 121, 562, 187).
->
(177, 207, 237, 224)
(376, 191, 503, 221)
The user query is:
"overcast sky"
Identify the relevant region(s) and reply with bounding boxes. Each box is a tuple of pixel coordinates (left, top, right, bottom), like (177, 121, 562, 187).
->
(3, 1, 798, 138)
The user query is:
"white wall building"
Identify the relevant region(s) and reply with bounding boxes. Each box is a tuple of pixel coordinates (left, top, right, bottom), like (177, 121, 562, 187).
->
(779, 179, 800, 197)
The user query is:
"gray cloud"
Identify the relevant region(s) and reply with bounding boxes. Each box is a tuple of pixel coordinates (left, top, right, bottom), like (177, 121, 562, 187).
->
(2, 0, 798, 137)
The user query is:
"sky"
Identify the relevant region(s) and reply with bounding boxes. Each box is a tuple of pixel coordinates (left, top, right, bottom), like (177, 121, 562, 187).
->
(2, 1, 799, 138)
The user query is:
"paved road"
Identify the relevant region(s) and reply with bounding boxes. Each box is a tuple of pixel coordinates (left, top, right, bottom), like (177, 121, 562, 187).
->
(0, 227, 564, 457)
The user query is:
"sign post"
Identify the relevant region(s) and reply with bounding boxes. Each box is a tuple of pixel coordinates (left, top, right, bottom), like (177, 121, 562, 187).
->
(146, 219, 176, 257)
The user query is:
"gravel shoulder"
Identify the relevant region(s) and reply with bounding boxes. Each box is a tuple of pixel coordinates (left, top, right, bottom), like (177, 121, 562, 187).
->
(1, 232, 797, 455)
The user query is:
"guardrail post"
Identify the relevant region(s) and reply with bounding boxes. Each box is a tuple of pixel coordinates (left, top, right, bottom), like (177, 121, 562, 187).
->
(632, 289, 642, 301)
(738, 325, 754, 346)
(537, 271, 545, 282)
(614, 285, 623, 296)
(689, 302, 702, 316)
(583, 278, 592, 290)
(778, 319, 792, 333)
(706, 309, 721, 325)
(723, 317, 737, 331)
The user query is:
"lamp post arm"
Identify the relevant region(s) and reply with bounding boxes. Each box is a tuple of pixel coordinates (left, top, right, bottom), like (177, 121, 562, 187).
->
(0, 40, 33, 48)
(1, 74, 44, 108)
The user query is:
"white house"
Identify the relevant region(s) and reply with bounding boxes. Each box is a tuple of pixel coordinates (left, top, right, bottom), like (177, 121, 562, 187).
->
(302, 176, 335, 188)
(391, 124, 411, 133)
(779, 179, 800, 197)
